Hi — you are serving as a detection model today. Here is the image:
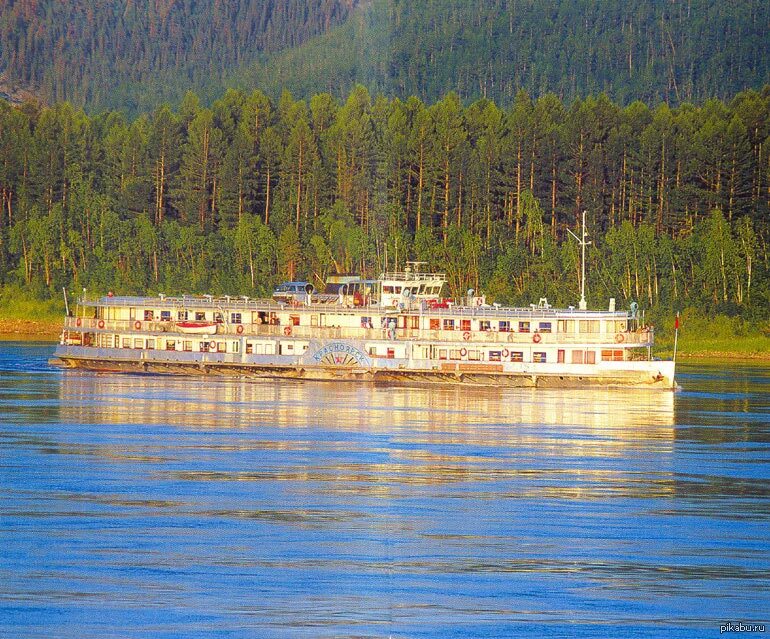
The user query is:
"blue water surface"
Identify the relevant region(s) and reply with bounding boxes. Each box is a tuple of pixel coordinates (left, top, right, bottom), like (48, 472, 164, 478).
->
(0, 342, 768, 638)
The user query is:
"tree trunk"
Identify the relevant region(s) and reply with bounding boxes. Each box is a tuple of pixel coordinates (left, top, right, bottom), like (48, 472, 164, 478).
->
(264, 164, 271, 225)
(416, 142, 424, 229)
(295, 141, 303, 232)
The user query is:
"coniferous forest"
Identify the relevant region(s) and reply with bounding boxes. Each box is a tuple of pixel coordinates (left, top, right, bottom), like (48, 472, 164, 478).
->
(1, 1, 768, 115)
(0, 86, 768, 331)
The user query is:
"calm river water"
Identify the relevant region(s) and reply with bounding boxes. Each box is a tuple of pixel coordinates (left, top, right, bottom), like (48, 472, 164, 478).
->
(1, 342, 768, 638)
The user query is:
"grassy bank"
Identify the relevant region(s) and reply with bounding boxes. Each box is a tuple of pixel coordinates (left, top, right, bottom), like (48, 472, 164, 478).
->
(0, 286, 64, 340)
(652, 312, 770, 360)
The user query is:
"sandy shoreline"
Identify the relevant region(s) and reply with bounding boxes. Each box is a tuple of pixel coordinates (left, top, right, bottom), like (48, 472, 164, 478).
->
(0, 319, 62, 341)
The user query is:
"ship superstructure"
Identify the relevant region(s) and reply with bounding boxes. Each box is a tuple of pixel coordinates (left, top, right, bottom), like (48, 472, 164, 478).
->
(52, 266, 675, 388)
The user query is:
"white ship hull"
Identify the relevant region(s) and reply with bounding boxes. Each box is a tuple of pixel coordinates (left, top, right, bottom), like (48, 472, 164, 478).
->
(53, 338, 675, 389)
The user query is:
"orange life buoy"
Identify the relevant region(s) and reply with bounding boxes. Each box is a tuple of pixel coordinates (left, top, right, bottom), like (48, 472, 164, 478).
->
(615, 333, 625, 343)
(462, 331, 471, 341)
(98, 319, 105, 329)
(210, 340, 217, 350)
(502, 348, 509, 358)
(236, 324, 244, 334)
(284, 326, 292, 336)
(459, 347, 467, 357)
(532, 333, 542, 343)
(134, 320, 142, 330)
(75, 318, 82, 327)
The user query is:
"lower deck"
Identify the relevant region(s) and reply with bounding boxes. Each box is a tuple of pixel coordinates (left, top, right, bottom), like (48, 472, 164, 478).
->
(53, 335, 676, 389)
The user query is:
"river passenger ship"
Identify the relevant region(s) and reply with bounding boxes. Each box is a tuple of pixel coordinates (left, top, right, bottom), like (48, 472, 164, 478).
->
(51, 266, 675, 388)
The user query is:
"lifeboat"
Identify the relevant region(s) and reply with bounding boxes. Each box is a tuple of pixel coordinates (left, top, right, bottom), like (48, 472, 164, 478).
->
(176, 321, 218, 335)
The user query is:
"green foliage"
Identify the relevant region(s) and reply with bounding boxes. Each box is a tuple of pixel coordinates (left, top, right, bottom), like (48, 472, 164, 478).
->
(0, 85, 768, 339)
(0, 284, 64, 320)
(2, 1, 769, 116)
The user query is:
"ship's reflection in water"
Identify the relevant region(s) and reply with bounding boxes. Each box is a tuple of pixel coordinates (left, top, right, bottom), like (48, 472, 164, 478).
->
(2, 348, 768, 638)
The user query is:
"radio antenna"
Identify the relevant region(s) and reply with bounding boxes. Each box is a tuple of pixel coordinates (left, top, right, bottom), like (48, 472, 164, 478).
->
(566, 210, 591, 310)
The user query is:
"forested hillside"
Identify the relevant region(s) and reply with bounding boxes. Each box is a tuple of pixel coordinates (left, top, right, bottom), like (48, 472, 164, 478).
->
(0, 0, 358, 111)
(1, 86, 768, 328)
(1, 0, 768, 113)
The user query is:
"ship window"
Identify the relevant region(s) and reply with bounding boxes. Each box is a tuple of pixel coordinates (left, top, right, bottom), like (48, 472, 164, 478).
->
(499, 321, 510, 332)
(539, 322, 552, 333)
(394, 286, 402, 294)
(579, 319, 600, 333)
(479, 320, 491, 331)
(383, 285, 394, 294)
(571, 350, 584, 364)
(214, 312, 224, 323)
(199, 342, 209, 353)
(195, 312, 206, 321)
(113, 334, 119, 347)
(430, 318, 440, 330)
(439, 349, 448, 360)
(290, 315, 300, 326)
(557, 349, 565, 363)
(216, 342, 226, 353)
(361, 316, 372, 328)
(183, 341, 192, 352)
(146, 339, 155, 350)
(601, 349, 624, 362)
(468, 350, 480, 361)
(246, 343, 253, 354)
(231, 312, 242, 324)
(443, 319, 455, 330)
(232, 341, 239, 353)
(165, 340, 176, 351)
(160, 311, 171, 321)
(450, 349, 460, 360)
(460, 319, 471, 331)
(178, 310, 188, 321)
(104, 335, 113, 348)
(586, 350, 596, 364)
(533, 352, 547, 363)
(368, 346, 376, 356)
(489, 350, 501, 361)
(519, 321, 530, 332)
(133, 338, 143, 349)
(511, 351, 524, 362)
(122, 338, 131, 348)
(613, 320, 627, 332)
(558, 319, 576, 333)
(144, 310, 154, 321)
(387, 348, 395, 359)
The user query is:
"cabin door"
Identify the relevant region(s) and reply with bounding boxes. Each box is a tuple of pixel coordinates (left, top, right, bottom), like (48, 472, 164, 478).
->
(319, 313, 327, 327)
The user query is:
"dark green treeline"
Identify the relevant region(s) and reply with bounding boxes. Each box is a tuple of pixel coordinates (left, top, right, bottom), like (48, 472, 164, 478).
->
(0, 86, 768, 322)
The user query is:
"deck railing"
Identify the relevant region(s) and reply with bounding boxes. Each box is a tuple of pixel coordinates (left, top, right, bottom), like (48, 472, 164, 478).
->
(62, 316, 653, 346)
(77, 296, 633, 320)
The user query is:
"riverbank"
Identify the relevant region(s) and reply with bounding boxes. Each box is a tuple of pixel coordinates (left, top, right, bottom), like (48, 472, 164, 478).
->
(0, 318, 62, 341)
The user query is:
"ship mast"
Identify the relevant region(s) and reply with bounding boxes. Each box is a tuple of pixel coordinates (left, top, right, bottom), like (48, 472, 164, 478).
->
(566, 210, 591, 310)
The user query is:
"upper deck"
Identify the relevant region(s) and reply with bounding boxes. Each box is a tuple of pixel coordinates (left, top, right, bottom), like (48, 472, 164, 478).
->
(79, 294, 635, 322)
